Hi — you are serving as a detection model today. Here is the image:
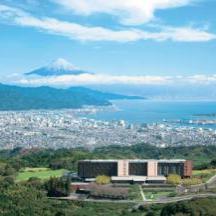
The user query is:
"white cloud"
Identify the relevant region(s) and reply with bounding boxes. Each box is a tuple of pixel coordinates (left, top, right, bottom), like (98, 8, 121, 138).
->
(52, 0, 193, 25)
(0, 4, 215, 42)
(18, 74, 171, 86)
(186, 74, 216, 84)
(4, 73, 216, 87)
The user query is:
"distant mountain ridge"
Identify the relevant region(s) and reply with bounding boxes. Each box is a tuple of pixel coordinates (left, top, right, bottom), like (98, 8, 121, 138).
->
(0, 83, 144, 111)
(25, 58, 93, 77)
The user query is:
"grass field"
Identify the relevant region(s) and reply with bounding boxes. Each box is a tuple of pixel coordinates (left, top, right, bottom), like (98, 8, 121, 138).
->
(193, 169, 216, 182)
(128, 184, 143, 201)
(144, 190, 174, 201)
(16, 167, 67, 182)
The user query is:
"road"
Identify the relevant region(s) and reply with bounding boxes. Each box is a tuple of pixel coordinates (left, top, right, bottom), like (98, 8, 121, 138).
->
(149, 193, 216, 204)
(54, 193, 216, 204)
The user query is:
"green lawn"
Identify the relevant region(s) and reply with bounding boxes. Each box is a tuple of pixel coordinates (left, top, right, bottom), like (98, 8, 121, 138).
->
(16, 167, 67, 182)
(193, 169, 216, 183)
(144, 190, 175, 201)
(22, 167, 50, 172)
(128, 184, 143, 201)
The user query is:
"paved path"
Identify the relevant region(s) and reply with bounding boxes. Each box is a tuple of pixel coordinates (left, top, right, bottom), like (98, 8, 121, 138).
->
(54, 193, 216, 204)
(185, 174, 216, 192)
(207, 174, 216, 185)
(151, 193, 216, 204)
(139, 185, 146, 201)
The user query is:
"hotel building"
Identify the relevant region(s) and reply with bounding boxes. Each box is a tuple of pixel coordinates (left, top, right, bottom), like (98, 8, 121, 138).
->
(78, 159, 192, 183)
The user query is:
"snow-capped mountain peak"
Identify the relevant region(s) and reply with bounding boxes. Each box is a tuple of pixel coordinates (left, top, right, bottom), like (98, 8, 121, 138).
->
(25, 58, 92, 77)
(48, 58, 77, 71)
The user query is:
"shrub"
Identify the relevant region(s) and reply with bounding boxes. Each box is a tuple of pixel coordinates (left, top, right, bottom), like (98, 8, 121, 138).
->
(182, 177, 202, 186)
(167, 192, 177, 197)
(95, 175, 111, 185)
(167, 174, 181, 185)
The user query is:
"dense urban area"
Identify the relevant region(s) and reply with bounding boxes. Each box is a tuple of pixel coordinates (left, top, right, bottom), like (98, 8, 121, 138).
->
(1, 108, 216, 216)
(0, 109, 216, 150)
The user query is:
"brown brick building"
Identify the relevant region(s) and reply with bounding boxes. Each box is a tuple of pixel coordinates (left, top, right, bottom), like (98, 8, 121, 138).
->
(78, 159, 192, 184)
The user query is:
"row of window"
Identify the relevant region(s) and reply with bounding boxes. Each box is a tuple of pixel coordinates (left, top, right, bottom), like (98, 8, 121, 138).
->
(78, 162, 184, 178)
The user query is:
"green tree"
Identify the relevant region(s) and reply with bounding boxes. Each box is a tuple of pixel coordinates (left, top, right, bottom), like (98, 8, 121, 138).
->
(160, 202, 193, 216)
(3, 164, 16, 176)
(45, 177, 71, 197)
(210, 159, 216, 168)
(0, 184, 54, 216)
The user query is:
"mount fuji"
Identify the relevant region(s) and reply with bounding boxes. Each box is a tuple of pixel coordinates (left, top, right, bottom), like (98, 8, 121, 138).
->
(25, 58, 93, 77)
(0, 58, 144, 110)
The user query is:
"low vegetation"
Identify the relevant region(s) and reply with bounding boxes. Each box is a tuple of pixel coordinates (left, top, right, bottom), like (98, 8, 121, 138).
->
(95, 175, 111, 185)
(128, 184, 143, 201)
(182, 177, 203, 186)
(193, 168, 216, 182)
(167, 174, 203, 186)
(144, 191, 175, 200)
(160, 198, 216, 216)
(167, 174, 181, 185)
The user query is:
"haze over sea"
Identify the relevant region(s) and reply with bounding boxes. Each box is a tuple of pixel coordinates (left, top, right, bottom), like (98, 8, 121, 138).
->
(84, 100, 216, 128)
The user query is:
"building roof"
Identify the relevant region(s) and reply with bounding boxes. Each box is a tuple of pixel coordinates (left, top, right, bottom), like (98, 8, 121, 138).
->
(111, 176, 167, 182)
(79, 159, 186, 163)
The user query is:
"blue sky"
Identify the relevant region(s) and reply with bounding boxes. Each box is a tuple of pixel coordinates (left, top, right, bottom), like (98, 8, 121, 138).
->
(0, 0, 216, 86)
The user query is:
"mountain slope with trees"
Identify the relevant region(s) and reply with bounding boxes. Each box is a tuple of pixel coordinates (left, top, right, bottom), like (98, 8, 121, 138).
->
(0, 83, 143, 111)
